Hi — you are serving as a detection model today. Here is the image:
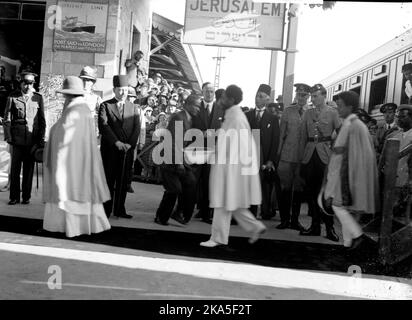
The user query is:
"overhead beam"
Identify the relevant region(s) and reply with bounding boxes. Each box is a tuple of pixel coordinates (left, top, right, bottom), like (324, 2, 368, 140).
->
(150, 37, 175, 56)
(150, 64, 180, 71)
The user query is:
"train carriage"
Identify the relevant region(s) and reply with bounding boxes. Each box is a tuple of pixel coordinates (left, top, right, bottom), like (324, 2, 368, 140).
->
(321, 29, 412, 122)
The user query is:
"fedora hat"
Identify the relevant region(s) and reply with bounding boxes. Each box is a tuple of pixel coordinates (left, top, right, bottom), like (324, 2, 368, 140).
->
(56, 76, 85, 96)
(79, 66, 97, 81)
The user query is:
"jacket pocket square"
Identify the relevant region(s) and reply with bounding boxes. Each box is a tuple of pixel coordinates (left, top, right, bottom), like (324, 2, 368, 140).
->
(267, 124, 271, 128)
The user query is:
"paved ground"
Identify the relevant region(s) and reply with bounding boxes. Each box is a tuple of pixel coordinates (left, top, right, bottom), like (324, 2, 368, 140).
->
(1, 134, 412, 300)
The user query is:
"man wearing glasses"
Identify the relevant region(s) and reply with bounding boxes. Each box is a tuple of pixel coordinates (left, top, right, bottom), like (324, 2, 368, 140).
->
(3, 71, 45, 205)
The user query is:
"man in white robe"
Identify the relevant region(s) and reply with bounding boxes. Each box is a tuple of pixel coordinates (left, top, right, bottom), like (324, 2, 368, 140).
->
(200, 85, 266, 247)
(43, 76, 111, 238)
(321, 91, 379, 250)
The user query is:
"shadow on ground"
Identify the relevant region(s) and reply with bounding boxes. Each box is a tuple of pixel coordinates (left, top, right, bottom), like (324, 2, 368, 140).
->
(0, 215, 411, 279)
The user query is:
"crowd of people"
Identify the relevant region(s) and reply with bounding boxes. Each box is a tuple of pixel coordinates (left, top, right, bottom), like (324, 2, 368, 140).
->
(1, 48, 412, 253)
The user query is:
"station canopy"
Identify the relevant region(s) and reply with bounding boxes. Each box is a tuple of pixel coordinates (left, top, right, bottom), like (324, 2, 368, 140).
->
(150, 13, 202, 93)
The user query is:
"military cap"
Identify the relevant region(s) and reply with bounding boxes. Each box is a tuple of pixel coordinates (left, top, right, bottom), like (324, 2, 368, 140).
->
(20, 71, 37, 83)
(79, 66, 97, 81)
(256, 84, 271, 96)
(113, 75, 129, 88)
(355, 108, 372, 124)
(380, 103, 397, 113)
(398, 104, 412, 113)
(402, 63, 412, 73)
(294, 83, 311, 94)
(310, 83, 326, 94)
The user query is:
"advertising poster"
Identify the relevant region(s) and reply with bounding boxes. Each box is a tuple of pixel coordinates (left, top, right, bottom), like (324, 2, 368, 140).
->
(53, 1, 108, 53)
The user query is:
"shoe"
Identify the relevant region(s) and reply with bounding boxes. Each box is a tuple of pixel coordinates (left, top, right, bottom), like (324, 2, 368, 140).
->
(171, 213, 187, 225)
(290, 221, 305, 231)
(299, 226, 321, 236)
(249, 226, 266, 244)
(200, 240, 221, 248)
(154, 217, 169, 226)
(276, 221, 290, 229)
(347, 234, 365, 251)
(8, 200, 19, 205)
(325, 227, 339, 242)
(22, 200, 30, 205)
(127, 185, 134, 193)
(117, 213, 133, 219)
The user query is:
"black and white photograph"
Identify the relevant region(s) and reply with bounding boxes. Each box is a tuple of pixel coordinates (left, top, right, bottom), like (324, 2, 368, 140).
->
(0, 0, 411, 309)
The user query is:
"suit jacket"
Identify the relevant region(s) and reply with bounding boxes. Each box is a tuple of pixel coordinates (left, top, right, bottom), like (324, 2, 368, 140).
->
(376, 122, 398, 155)
(192, 100, 224, 131)
(3, 90, 46, 146)
(164, 110, 193, 167)
(245, 108, 280, 166)
(98, 97, 141, 153)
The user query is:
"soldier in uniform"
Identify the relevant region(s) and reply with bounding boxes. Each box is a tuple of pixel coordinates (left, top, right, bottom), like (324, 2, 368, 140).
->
(3, 71, 46, 205)
(402, 63, 412, 104)
(276, 83, 311, 230)
(298, 84, 341, 241)
(376, 103, 399, 157)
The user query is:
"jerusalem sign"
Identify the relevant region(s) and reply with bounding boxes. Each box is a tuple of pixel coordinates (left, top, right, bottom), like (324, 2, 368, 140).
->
(183, 0, 286, 50)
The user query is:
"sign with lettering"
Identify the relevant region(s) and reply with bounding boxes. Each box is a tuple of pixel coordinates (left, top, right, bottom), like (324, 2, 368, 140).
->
(183, 0, 286, 50)
(53, 1, 108, 53)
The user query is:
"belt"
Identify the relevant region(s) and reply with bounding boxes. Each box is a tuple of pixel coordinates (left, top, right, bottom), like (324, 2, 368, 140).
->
(11, 119, 27, 125)
(308, 136, 332, 143)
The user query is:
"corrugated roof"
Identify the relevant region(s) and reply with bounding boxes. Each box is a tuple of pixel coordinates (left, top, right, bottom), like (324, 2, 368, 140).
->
(150, 13, 202, 92)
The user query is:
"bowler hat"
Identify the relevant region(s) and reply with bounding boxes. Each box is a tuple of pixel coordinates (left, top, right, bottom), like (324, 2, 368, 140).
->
(380, 103, 397, 113)
(79, 66, 97, 81)
(317, 188, 335, 216)
(56, 76, 85, 96)
(294, 83, 311, 94)
(113, 75, 129, 88)
(256, 84, 271, 97)
(31, 145, 43, 163)
(402, 63, 412, 73)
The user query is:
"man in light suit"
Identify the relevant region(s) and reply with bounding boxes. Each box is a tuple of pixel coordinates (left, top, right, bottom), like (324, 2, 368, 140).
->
(245, 84, 280, 219)
(98, 75, 141, 218)
(191, 82, 225, 223)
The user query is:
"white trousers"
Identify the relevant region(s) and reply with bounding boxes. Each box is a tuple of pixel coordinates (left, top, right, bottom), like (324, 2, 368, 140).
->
(211, 207, 265, 245)
(332, 205, 363, 247)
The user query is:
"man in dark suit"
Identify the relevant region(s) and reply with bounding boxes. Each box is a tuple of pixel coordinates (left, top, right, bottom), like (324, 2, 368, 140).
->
(191, 82, 225, 223)
(375, 103, 399, 157)
(245, 84, 280, 219)
(3, 71, 45, 205)
(98, 75, 141, 218)
(154, 94, 202, 225)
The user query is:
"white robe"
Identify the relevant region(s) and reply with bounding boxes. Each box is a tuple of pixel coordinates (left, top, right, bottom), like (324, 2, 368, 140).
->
(209, 104, 262, 211)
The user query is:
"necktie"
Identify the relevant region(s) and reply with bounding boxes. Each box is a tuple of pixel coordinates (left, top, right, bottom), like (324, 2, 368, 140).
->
(118, 102, 124, 119)
(257, 109, 263, 122)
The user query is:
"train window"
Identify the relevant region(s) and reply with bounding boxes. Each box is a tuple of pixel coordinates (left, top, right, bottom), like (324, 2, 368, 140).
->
(373, 65, 387, 77)
(351, 76, 361, 86)
(401, 76, 409, 104)
(369, 76, 387, 112)
(334, 84, 342, 92)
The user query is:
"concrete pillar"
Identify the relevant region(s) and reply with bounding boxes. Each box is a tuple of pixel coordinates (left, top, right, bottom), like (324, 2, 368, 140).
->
(268, 50, 278, 102)
(282, 13, 298, 107)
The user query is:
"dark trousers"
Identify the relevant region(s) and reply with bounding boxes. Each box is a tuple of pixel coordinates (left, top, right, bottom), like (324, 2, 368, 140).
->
(250, 169, 281, 218)
(156, 166, 196, 224)
(10, 145, 35, 202)
(301, 150, 334, 229)
(193, 164, 212, 220)
(102, 148, 134, 217)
